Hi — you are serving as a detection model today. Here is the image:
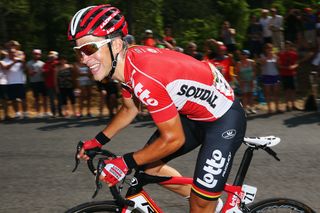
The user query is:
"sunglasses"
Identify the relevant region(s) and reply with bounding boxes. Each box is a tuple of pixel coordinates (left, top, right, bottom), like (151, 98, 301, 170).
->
(73, 39, 112, 58)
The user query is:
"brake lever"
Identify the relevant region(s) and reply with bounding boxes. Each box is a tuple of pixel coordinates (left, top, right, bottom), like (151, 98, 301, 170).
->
(92, 158, 106, 198)
(72, 141, 83, 172)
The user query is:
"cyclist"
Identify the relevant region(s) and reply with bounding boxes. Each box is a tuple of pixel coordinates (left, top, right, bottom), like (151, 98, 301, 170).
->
(68, 5, 247, 212)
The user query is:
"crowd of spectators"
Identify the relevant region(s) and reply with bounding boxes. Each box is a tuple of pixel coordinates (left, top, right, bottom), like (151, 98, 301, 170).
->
(0, 6, 320, 121)
(0, 40, 120, 120)
(138, 7, 320, 115)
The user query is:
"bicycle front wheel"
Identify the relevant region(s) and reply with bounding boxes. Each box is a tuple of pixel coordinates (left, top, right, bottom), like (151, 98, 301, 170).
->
(249, 198, 316, 213)
(65, 200, 121, 213)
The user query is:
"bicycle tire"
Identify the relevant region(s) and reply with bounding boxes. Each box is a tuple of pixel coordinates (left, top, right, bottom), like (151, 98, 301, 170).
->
(65, 200, 121, 213)
(248, 198, 316, 213)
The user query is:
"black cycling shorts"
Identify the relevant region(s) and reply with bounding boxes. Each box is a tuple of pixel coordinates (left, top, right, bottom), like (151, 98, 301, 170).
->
(146, 99, 247, 200)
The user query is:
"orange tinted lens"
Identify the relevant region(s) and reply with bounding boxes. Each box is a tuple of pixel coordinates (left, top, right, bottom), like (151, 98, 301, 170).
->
(80, 43, 99, 56)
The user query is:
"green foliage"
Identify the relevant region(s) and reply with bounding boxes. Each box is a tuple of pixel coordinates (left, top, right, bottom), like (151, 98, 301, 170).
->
(0, 0, 316, 60)
(0, 0, 29, 15)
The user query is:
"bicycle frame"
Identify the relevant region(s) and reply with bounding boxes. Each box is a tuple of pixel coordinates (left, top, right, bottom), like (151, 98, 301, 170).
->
(71, 138, 281, 213)
(120, 145, 260, 213)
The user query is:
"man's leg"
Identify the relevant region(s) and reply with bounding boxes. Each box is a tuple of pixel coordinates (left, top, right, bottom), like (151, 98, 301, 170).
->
(32, 84, 40, 114)
(48, 88, 56, 116)
(190, 99, 246, 212)
(143, 115, 202, 198)
(144, 161, 191, 197)
(190, 193, 217, 212)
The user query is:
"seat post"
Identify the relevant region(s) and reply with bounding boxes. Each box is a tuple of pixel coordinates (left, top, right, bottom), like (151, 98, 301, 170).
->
(233, 147, 254, 186)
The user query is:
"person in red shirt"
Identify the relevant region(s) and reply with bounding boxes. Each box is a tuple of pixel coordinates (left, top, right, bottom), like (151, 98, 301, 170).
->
(143, 29, 157, 47)
(278, 41, 299, 111)
(207, 43, 234, 83)
(42, 51, 62, 117)
(68, 5, 246, 212)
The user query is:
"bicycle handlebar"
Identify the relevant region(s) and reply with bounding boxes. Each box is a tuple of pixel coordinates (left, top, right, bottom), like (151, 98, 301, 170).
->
(72, 141, 135, 208)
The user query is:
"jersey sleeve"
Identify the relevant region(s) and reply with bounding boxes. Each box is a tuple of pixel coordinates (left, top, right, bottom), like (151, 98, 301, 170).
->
(121, 86, 132, 99)
(134, 75, 178, 123)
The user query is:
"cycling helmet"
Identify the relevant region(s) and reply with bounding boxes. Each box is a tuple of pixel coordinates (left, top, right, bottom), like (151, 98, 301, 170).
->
(68, 4, 128, 41)
(68, 5, 128, 79)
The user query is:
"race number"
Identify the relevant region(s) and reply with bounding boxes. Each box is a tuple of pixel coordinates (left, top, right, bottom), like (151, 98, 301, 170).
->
(241, 184, 257, 204)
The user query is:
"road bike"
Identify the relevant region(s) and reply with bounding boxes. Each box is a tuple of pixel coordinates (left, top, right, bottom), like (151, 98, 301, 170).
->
(66, 136, 316, 212)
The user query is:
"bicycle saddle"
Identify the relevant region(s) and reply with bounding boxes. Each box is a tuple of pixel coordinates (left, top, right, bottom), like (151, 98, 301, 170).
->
(244, 136, 281, 147)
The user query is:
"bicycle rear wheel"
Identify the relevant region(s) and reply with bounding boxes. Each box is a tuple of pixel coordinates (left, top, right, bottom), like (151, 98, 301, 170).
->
(65, 200, 121, 213)
(248, 198, 316, 213)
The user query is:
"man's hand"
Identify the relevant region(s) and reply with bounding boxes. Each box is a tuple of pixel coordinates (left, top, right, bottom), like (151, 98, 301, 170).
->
(78, 132, 111, 160)
(100, 157, 129, 186)
(78, 138, 102, 160)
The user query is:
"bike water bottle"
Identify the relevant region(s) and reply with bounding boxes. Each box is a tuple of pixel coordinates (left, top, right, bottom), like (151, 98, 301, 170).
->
(215, 198, 223, 213)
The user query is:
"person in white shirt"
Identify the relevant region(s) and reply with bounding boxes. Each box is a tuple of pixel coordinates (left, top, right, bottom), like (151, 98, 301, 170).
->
(26, 49, 48, 117)
(259, 9, 272, 44)
(0, 50, 9, 120)
(269, 8, 284, 50)
(1, 48, 28, 119)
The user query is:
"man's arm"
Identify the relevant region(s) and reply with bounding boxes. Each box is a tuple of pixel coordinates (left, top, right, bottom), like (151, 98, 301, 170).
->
(101, 97, 139, 138)
(133, 114, 185, 166)
(2, 60, 16, 70)
(79, 96, 139, 160)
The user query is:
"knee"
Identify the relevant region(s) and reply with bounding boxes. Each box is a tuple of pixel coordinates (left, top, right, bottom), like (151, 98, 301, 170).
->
(144, 161, 164, 175)
(189, 192, 217, 212)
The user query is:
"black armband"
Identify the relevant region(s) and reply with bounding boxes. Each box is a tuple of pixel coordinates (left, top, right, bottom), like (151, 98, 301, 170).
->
(95, 131, 111, 145)
(123, 152, 138, 170)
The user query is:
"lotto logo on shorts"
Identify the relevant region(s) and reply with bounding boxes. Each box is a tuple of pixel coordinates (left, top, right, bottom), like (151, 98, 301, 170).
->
(196, 149, 226, 188)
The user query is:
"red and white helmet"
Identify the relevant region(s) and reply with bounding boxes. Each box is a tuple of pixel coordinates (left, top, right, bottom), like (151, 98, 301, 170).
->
(68, 4, 128, 40)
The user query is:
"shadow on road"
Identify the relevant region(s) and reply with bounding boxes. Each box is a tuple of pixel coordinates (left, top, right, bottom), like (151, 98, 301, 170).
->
(0, 114, 155, 131)
(2, 112, 318, 130)
(283, 112, 320, 127)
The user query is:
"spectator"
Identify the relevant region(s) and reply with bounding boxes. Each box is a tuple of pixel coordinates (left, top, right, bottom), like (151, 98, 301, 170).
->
(43, 51, 62, 117)
(5, 40, 22, 51)
(236, 50, 257, 114)
(284, 9, 302, 44)
(246, 14, 263, 58)
(143, 29, 156, 47)
(185, 42, 203, 60)
(123, 34, 136, 46)
(207, 43, 234, 83)
(315, 12, 320, 48)
(203, 38, 218, 60)
(259, 43, 281, 114)
(278, 41, 299, 111)
(302, 7, 317, 48)
(220, 21, 237, 53)
(74, 57, 93, 117)
(1, 48, 28, 119)
(167, 39, 183, 53)
(163, 27, 174, 44)
(0, 50, 9, 120)
(259, 9, 272, 44)
(96, 78, 119, 118)
(54, 55, 77, 117)
(269, 8, 284, 50)
(296, 40, 317, 95)
(26, 49, 48, 117)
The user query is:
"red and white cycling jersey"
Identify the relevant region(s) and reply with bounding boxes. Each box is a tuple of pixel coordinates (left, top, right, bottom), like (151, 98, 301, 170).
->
(122, 46, 235, 123)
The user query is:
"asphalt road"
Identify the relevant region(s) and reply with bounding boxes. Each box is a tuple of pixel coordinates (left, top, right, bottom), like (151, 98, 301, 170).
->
(0, 111, 319, 213)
